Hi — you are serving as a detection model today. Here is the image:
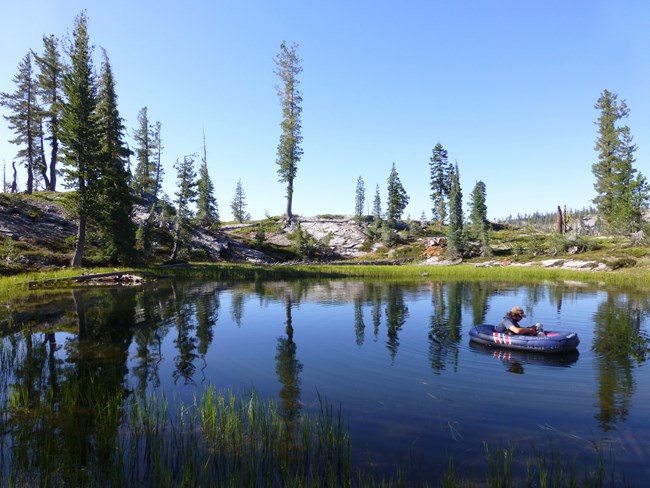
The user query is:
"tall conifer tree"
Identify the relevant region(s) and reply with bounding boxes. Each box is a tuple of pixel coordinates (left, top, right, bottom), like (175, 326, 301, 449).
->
(230, 179, 250, 223)
(372, 184, 382, 221)
(274, 41, 303, 221)
(386, 163, 409, 227)
(469, 180, 488, 236)
(447, 163, 464, 258)
(196, 133, 219, 229)
(0, 52, 41, 194)
(355, 176, 365, 219)
(469, 180, 491, 256)
(150, 120, 163, 199)
(59, 11, 100, 267)
(132, 107, 156, 195)
(429, 143, 451, 226)
(170, 155, 198, 260)
(33, 34, 64, 190)
(95, 48, 136, 263)
(592, 90, 649, 233)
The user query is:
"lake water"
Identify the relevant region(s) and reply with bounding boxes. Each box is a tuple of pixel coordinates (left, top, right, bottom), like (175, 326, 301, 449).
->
(1, 278, 649, 484)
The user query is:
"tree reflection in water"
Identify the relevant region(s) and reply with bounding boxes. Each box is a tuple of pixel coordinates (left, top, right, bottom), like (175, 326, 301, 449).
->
(592, 292, 650, 431)
(275, 294, 303, 429)
(385, 284, 408, 361)
(2, 278, 650, 484)
(428, 281, 465, 373)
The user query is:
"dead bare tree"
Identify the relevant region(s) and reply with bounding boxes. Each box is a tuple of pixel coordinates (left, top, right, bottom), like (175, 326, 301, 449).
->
(556, 205, 564, 234)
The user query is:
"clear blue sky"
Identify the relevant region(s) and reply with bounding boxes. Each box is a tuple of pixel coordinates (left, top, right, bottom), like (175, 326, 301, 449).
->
(1, 0, 649, 221)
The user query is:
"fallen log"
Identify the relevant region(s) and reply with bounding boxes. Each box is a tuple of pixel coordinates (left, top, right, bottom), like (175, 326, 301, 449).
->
(28, 270, 166, 289)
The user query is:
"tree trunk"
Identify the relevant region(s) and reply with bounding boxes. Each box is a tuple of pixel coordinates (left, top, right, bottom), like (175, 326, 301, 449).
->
(38, 125, 51, 190)
(71, 213, 86, 268)
(285, 179, 294, 221)
(49, 133, 58, 191)
(11, 162, 17, 192)
(25, 156, 34, 194)
(170, 218, 181, 261)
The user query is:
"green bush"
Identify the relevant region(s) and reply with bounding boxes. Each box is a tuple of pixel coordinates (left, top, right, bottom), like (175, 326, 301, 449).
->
(381, 227, 399, 248)
(253, 224, 265, 246)
(626, 246, 650, 258)
(548, 233, 572, 255)
(609, 257, 637, 270)
(574, 235, 601, 252)
(0, 238, 19, 267)
(526, 231, 546, 256)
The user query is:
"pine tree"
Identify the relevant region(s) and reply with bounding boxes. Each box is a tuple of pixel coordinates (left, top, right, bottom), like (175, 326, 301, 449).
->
(469, 180, 492, 256)
(447, 163, 464, 259)
(429, 143, 451, 226)
(59, 11, 101, 267)
(469, 180, 487, 236)
(354, 175, 365, 219)
(33, 34, 64, 191)
(372, 184, 382, 221)
(592, 90, 649, 233)
(0, 51, 41, 194)
(386, 163, 409, 227)
(419, 211, 428, 227)
(137, 118, 164, 252)
(170, 155, 198, 260)
(132, 106, 155, 195)
(94, 48, 136, 264)
(195, 133, 219, 230)
(254, 223, 266, 246)
(230, 179, 250, 223)
(612, 126, 648, 232)
(274, 41, 303, 221)
(150, 120, 163, 199)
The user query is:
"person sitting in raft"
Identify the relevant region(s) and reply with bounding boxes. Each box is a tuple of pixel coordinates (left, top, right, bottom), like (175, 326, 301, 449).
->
(496, 306, 538, 335)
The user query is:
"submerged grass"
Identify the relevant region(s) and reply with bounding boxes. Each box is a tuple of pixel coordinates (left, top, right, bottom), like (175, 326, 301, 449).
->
(1, 384, 625, 487)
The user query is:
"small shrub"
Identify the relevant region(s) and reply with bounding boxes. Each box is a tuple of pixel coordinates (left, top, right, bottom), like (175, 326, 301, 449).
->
(63, 235, 77, 249)
(359, 239, 374, 252)
(393, 243, 424, 260)
(381, 227, 399, 248)
(254, 224, 265, 246)
(526, 231, 546, 256)
(609, 257, 637, 270)
(315, 214, 345, 220)
(626, 247, 650, 258)
(511, 242, 525, 259)
(190, 248, 209, 262)
(0, 238, 19, 266)
(574, 235, 601, 252)
(549, 233, 572, 256)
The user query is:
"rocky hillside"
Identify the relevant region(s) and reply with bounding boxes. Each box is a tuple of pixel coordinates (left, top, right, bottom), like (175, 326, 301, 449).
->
(1, 191, 647, 273)
(0, 192, 396, 270)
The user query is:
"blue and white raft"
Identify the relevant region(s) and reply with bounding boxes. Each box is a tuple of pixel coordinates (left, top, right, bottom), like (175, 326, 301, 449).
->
(469, 324, 579, 354)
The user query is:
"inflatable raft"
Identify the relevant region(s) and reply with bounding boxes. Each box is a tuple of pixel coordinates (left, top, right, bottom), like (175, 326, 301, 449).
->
(469, 324, 579, 354)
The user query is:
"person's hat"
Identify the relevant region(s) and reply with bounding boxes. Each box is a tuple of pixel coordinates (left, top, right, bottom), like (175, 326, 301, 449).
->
(511, 306, 526, 317)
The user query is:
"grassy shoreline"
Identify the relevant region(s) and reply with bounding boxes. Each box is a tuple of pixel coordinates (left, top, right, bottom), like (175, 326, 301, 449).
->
(2, 261, 649, 297)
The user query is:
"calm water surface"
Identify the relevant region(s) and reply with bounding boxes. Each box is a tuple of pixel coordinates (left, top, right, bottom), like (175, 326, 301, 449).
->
(2, 278, 650, 483)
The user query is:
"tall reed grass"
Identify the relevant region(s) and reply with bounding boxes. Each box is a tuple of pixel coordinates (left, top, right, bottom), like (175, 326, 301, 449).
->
(0, 383, 623, 487)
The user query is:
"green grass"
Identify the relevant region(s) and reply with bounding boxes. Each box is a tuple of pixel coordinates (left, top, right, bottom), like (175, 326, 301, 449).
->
(3, 260, 650, 298)
(0, 383, 622, 487)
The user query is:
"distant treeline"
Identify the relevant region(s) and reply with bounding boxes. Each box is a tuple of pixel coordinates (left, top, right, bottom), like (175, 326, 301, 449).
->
(497, 206, 597, 232)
